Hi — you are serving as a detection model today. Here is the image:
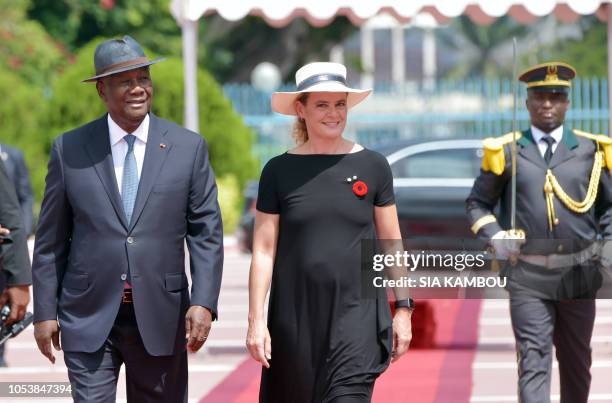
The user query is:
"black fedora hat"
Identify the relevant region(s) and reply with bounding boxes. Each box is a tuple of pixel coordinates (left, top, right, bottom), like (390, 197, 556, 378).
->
(82, 35, 165, 83)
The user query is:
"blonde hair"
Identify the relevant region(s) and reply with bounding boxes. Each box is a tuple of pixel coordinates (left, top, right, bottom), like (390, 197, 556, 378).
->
(292, 93, 309, 144)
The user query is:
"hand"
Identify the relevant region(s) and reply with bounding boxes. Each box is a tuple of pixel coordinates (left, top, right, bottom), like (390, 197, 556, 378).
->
(491, 230, 525, 259)
(391, 307, 412, 363)
(185, 305, 212, 353)
(34, 320, 61, 364)
(0, 285, 30, 325)
(246, 317, 271, 368)
(601, 240, 612, 270)
(0, 225, 9, 244)
(600, 241, 612, 282)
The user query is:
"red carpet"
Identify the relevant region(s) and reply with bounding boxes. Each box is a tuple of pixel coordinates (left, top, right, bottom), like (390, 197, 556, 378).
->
(373, 299, 482, 403)
(201, 358, 261, 403)
(201, 299, 482, 403)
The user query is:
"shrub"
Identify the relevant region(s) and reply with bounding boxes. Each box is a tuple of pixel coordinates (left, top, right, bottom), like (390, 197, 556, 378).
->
(0, 66, 47, 204)
(0, 0, 66, 88)
(152, 57, 258, 189)
(216, 174, 241, 233)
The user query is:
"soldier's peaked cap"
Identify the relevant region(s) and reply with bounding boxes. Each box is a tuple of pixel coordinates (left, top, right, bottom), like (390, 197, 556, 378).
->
(518, 61, 576, 94)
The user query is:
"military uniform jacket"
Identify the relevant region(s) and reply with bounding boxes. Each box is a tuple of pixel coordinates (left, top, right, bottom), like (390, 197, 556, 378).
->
(466, 128, 612, 253)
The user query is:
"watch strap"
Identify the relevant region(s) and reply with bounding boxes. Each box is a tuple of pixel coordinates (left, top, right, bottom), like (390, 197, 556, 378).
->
(394, 298, 415, 310)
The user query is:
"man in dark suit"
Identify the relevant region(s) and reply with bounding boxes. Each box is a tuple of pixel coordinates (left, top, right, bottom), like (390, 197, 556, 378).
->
(0, 159, 31, 344)
(466, 62, 612, 403)
(0, 144, 34, 235)
(0, 144, 34, 365)
(32, 35, 224, 402)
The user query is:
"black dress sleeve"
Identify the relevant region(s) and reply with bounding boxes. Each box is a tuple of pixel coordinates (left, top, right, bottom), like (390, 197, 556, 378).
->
(256, 157, 281, 214)
(373, 151, 395, 207)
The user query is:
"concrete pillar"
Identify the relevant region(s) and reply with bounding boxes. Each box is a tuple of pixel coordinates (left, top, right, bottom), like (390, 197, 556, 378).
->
(360, 25, 375, 89)
(182, 19, 199, 132)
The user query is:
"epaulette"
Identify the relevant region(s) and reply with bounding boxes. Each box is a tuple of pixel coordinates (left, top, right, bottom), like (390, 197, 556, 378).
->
(574, 129, 612, 173)
(481, 131, 522, 175)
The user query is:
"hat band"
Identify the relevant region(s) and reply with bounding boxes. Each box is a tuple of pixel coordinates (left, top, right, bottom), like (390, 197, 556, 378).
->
(527, 80, 571, 88)
(96, 57, 150, 76)
(296, 73, 347, 91)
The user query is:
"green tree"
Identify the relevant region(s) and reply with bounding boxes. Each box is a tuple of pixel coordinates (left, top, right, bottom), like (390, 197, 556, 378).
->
(440, 15, 529, 79)
(0, 0, 66, 88)
(542, 19, 607, 77)
(27, 0, 357, 84)
(201, 15, 357, 82)
(27, 0, 182, 57)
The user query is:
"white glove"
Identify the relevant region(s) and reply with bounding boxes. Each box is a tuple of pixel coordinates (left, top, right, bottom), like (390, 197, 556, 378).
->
(599, 241, 612, 278)
(599, 241, 612, 268)
(491, 230, 525, 259)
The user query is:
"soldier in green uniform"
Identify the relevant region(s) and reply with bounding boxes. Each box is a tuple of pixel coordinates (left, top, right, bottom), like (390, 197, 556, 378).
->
(466, 62, 612, 403)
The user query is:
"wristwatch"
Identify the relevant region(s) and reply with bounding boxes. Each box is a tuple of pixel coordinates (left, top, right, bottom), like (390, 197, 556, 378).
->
(394, 298, 415, 311)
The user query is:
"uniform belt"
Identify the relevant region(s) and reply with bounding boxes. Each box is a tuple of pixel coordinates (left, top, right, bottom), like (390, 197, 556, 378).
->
(518, 243, 599, 269)
(122, 288, 133, 304)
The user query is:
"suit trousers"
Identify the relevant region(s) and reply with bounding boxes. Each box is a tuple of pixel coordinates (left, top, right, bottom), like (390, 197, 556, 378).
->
(63, 303, 187, 403)
(327, 383, 374, 403)
(510, 297, 595, 403)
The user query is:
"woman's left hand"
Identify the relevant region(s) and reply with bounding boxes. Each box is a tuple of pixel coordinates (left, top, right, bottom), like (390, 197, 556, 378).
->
(391, 307, 413, 363)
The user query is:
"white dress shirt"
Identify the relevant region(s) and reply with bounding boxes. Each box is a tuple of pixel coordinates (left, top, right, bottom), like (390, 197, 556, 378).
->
(530, 125, 563, 159)
(108, 114, 149, 195)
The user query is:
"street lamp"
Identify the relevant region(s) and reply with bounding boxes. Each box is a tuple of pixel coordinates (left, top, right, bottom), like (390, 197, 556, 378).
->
(251, 62, 282, 92)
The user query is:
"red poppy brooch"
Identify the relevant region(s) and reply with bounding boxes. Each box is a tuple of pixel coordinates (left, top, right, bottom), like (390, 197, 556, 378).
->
(346, 175, 368, 198)
(353, 181, 368, 197)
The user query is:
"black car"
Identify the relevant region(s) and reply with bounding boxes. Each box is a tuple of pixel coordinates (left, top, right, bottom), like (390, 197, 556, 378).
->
(236, 139, 484, 252)
(379, 139, 483, 240)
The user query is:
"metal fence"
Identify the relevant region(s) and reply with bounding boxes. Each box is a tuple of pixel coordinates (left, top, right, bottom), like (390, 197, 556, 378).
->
(223, 77, 609, 166)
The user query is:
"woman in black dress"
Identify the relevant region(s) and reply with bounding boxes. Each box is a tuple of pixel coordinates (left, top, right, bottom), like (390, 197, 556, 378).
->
(246, 62, 413, 403)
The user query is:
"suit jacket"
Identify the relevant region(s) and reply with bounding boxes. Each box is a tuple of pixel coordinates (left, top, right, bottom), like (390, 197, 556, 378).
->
(32, 113, 224, 356)
(1, 144, 34, 235)
(0, 160, 31, 290)
(466, 127, 612, 252)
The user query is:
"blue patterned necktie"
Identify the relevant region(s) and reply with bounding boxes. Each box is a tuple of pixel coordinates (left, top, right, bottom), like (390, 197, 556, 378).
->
(121, 134, 138, 223)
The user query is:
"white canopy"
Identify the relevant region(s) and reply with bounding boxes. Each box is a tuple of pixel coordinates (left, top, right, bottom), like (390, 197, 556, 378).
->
(171, 0, 610, 26)
(169, 0, 612, 132)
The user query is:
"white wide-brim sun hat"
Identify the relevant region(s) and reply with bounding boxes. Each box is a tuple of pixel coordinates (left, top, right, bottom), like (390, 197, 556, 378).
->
(271, 62, 372, 116)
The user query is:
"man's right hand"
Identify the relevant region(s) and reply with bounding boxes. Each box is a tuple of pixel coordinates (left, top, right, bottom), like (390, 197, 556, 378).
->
(0, 285, 30, 325)
(491, 230, 525, 259)
(0, 225, 9, 243)
(34, 320, 61, 364)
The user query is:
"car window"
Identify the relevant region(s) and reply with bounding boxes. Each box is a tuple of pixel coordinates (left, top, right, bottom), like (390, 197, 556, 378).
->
(391, 148, 481, 178)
